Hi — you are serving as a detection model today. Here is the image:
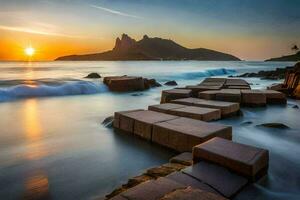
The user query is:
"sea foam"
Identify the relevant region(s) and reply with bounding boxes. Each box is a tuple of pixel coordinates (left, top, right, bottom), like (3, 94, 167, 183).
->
(0, 80, 108, 102)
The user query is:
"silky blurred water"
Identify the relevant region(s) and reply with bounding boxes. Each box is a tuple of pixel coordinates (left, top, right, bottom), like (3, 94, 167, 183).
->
(0, 61, 299, 200)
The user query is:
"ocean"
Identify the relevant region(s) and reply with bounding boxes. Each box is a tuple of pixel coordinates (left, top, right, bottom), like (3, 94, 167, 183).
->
(0, 61, 299, 200)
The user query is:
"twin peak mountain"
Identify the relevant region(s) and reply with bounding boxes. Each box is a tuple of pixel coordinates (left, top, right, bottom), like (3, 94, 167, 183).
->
(56, 34, 240, 61)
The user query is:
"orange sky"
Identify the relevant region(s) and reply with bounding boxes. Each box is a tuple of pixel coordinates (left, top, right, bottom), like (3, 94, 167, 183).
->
(0, 0, 299, 61)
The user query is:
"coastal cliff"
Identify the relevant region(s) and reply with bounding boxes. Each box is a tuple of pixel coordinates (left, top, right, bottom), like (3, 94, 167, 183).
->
(55, 34, 240, 61)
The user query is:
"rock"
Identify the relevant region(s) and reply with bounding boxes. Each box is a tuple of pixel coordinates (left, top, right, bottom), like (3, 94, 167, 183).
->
(131, 93, 143, 96)
(292, 105, 299, 109)
(85, 72, 101, 78)
(164, 80, 178, 86)
(240, 121, 253, 125)
(193, 137, 269, 182)
(144, 78, 162, 88)
(102, 116, 114, 128)
(257, 123, 290, 129)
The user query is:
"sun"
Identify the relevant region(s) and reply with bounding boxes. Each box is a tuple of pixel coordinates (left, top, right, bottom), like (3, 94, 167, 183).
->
(25, 47, 35, 57)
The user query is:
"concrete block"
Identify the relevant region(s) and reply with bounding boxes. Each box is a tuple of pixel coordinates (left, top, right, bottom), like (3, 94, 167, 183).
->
(161, 89, 192, 103)
(148, 103, 186, 113)
(241, 90, 267, 106)
(172, 98, 240, 117)
(166, 172, 220, 195)
(104, 76, 145, 92)
(261, 89, 287, 104)
(193, 137, 269, 181)
(120, 177, 185, 200)
(183, 161, 248, 198)
(152, 117, 232, 152)
(215, 89, 241, 103)
(114, 109, 144, 129)
(160, 187, 228, 200)
(169, 152, 193, 166)
(198, 90, 220, 100)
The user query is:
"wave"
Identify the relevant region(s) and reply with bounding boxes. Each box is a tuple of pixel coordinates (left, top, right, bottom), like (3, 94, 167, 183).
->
(0, 80, 108, 102)
(159, 68, 236, 81)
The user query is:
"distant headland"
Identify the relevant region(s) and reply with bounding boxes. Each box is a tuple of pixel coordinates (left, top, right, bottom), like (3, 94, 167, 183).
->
(55, 34, 240, 61)
(266, 51, 300, 62)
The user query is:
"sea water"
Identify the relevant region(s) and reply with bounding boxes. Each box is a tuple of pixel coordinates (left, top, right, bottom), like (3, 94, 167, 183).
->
(0, 61, 299, 199)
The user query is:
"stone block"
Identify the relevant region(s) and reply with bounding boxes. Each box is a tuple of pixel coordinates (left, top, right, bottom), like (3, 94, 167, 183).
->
(120, 177, 185, 200)
(215, 89, 241, 103)
(198, 90, 220, 100)
(261, 89, 287, 104)
(104, 76, 145, 92)
(152, 117, 232, 152)
(241, 90, 267, 106)
(160, 187, 228, 200)
(161, 89, 192, 103)
(166, 172, 219, 195)
(150, 103, 221, 121)
(169, 152, 193, 166)
(172, 98, 240, 117)
(119, 110, 178, 140)
(183, 161, 248, 198)
(193, 137, 269, 181)
(186, 85, 222, 96)
(114, 109, 144, 129)
(148, 103, 186, 113)
(224, 79, 249, 87)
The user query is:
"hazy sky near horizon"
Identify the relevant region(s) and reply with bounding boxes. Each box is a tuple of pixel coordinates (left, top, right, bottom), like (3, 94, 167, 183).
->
(0, 0, 299, 61)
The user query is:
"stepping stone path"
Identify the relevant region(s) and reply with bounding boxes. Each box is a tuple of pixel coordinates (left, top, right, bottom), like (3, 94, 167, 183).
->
(108, 78, 273, 200)
(149, 103, 221, 121)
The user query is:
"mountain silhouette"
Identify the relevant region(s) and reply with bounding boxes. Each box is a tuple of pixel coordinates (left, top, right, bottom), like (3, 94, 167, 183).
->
(266, 51, 300, 61)
(55, 34, 240, 61)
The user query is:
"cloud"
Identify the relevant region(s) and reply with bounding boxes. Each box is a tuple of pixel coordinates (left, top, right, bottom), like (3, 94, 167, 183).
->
(0, 24, 85, 38)
(90, 5, 142, 19)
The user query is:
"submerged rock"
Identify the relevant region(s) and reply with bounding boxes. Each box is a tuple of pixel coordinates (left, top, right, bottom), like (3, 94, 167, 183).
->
(293, 105, 299, 109)
(164, 80, 178, 86)
(85, 72, 101, 78)
(241, 121, 253, 126)
(102, 116, 114, 128)
(131, 93, 143, 96)
(257, 123, 290, 129)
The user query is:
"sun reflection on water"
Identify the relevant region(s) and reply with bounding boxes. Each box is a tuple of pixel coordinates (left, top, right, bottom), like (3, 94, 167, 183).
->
(23, 99, 48, 160)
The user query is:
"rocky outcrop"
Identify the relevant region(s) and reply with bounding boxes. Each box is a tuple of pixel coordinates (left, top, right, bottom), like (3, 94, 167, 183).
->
(236, 67, 290, 80)
(55, 34, 241, 61)
(266, 51, 300, 61)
